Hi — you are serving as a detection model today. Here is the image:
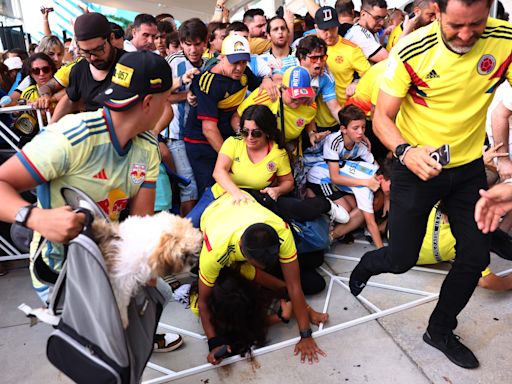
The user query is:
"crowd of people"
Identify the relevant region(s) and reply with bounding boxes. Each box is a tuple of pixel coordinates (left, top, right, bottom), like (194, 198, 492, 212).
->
(0, 0, 512, 371)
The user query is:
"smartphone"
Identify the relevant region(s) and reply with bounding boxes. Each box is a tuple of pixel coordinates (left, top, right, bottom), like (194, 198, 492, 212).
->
(213, 345, 229, 360)
(40, 7, 54, 13)
(430, 144, 450, 166)
(408, 12, 416, 19)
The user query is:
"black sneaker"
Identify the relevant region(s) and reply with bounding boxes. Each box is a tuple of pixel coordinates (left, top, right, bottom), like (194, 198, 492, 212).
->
(349, 265, 368, 297)
(423, 331, 479, 369)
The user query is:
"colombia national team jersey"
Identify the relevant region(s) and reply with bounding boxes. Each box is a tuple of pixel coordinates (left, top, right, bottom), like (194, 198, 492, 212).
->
(199, 194, 297, 287)
(381, 18, 512, 168)
(184, 67, 260, 142)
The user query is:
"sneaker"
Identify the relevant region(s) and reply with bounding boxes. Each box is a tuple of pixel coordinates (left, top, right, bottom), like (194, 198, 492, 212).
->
(153, 333, 184, 353)
(423, 331, 479, 369)
(327, 199, 350, 224)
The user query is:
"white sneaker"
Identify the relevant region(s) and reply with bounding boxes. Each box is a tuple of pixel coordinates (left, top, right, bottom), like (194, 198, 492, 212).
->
(327, 199, 350, 224)
(153, 333, 184, 353)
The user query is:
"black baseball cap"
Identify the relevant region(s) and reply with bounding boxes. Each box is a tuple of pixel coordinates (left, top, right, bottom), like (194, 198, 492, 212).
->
(74, 12, 111, 41)
(314, 6, 340, 30)
(94, 51, 172, 111)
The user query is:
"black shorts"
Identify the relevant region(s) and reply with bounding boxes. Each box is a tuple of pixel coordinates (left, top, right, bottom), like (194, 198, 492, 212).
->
(306, 182, 347, 200)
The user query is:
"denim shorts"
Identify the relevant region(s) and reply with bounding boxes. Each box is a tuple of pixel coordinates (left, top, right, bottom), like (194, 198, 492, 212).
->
(167, 139, 198, 202)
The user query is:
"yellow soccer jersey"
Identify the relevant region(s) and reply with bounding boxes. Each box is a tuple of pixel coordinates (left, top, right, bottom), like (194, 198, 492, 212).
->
(346, 59, 387, 115)
(54, 57, 81, 88)
(19, 109, 160, 289)
(249, 37, 272, 55)
(237, 89, 316, 142)
(211, 136, 292, 198)
(199, 193, 297, 287)
(417, 204, 491, 277)
(381, 18, 512, 167)
(326, 37, 370, 106)
(20, 84, 39, 102)
(386, 23, 403, 51)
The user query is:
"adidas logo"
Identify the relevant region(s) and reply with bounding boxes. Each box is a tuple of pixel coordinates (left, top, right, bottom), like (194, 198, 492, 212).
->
(426, 69, 440, 79)
(233, 157, 240, 162)
(93, 168, 108, 180)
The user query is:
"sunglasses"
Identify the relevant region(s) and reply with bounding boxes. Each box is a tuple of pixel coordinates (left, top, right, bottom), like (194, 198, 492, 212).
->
(31, 66, 51, 75)
(307, 54, 328, 63)
(240, 128, 264, 138)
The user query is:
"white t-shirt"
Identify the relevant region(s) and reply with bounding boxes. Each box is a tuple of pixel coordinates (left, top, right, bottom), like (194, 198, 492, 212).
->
(345, 23, 383, 60)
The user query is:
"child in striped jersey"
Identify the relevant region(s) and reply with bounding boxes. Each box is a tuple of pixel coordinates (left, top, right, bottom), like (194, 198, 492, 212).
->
(306, 105, 384, 247)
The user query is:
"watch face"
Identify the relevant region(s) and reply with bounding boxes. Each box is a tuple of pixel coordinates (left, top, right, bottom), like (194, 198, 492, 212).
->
(395, 144, 409, 157)
(15, 206, 30, 224)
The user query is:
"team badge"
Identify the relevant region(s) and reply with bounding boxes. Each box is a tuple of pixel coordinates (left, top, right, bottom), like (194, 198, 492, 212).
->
(267, 161, 277, 172)
(240, 74, 247, 87)
(130, 163, 146, 184)
(296, 118, 305, 127)
(477, 54, 496, 75)
(335, 56, 344, 64)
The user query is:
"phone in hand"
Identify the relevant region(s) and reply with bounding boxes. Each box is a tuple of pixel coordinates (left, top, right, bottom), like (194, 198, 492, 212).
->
(408, 12, 416, 19)
(40, 7, 54, 13)
(430, 144, 450, 166)
(213, 345, 230, 360)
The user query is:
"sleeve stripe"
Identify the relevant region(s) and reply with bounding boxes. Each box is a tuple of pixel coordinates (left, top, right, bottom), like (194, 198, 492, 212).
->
(16, 152, 47, 184)
(280, 252, 297, 262)
(199, 271, 215, 287)
(204, 232, 212, 251)
(141, 180, 156, 189)
(198, 115, 218, 122)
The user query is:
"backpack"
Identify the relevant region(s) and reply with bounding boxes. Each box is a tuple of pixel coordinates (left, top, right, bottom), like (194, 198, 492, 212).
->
(290, 216, 330, 253)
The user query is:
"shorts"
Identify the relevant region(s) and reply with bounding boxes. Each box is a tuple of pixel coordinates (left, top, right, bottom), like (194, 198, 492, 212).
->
(167, 139, 198, 202)
(306, 182, 346, 200)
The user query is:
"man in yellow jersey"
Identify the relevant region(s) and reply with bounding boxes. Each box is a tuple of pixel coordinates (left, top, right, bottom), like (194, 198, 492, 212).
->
(386, 0, 437, 51)
(314, 6, 371, 109)
(197, 193, 328, 365)
(0, 51, 184, 352)
(350, 0, 512, 369)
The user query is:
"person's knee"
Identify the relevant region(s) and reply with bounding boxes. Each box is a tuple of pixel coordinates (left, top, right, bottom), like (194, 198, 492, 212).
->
(389, 258, 416, 274)
(301, 271, 326, 295)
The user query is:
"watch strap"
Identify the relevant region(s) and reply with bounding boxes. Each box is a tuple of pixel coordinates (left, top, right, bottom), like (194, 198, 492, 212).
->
(299, 328, 313, 338)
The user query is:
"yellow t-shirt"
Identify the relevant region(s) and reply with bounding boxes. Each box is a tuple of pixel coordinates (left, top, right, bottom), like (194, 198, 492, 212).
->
(249, 37, 272, 55)
(326, 37, 371, 106)
(237, 89, 316, 142)
(386, 23, 403, 51)
(417, 204, 491, 277)
(381, 18, 512, 168)
(199, 193, 297, 287)
(346, 59, 387, 115)
(54, 57, 81, 88)
(211, 136, 292, 198)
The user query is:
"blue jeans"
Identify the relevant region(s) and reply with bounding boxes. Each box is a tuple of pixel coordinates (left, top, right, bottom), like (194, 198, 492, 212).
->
(186, 187, 215, 228)
(167, 139, 198, 202)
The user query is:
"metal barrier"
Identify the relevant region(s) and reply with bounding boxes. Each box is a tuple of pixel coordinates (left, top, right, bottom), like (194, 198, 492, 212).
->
(0, 105, 51, 262)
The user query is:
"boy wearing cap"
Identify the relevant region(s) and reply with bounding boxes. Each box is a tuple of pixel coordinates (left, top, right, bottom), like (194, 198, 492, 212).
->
(183, 34, 263, 197)
(237, 66, 324, 146)
(197, 193, 328, 365)
(0, 51, 183, 352)
(35, 12, 125, 121)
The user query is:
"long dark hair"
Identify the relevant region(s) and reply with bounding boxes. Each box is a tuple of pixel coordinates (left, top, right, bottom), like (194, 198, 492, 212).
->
(25, 52, 57, 85)
(240, 104, 285, 149)
(190, 268, 271, 357)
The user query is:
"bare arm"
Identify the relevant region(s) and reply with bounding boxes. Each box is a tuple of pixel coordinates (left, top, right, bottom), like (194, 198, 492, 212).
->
(168, 91, 188, 104)
(129, 187, 155, 216)
(210, 0, 225, 22)
(362, 210, 384, 248)
(374, 90, 440, 180)
(260, 173, 294, 200)
(304, 0, 321, 18)
(202, 120, 224, 152)
(325, 98, 342, 124)
(369, 48, 389, 63)
(328, 161, 380, 191)
(0, 156, 84, 242)
(212, 153, 253, 203)
(33, 79, 65, 110)
(491, 100, 512, 180)
(42, 8, 52, 36)
(50, 93, 82, 123)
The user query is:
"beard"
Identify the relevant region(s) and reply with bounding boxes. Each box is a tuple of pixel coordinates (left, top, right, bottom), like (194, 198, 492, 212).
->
(90, 46, 116, 70)
(440, 27, 480, 54)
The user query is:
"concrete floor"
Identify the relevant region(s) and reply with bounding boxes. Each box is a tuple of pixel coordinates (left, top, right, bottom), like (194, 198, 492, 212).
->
(1, 239, 512, 384)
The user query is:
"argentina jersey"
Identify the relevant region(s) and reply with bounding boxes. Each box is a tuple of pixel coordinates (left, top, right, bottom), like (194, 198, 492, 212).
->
(166, 52, 195, 139)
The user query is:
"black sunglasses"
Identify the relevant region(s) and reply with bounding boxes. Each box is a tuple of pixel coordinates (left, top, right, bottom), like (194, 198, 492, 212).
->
(240, 128, 264, 138)
(31, 66, 51, 75)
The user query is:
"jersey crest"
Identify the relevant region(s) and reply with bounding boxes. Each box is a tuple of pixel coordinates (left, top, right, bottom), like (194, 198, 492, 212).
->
(477, 54, 496, 75)
(130, 163, 146, 184)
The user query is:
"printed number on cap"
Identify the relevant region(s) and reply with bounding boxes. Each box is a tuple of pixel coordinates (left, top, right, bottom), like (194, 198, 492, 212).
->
(323, 9, 333, 21)
(113, 63, 134, 88)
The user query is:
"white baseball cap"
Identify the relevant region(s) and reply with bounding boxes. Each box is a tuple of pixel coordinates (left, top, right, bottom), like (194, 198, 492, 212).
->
(221, 34, 250, 64)
(4, 56, 23, 71)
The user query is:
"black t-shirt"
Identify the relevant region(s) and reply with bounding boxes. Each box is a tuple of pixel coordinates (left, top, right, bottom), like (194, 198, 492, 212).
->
(67, 48, 125, 111)
(338, 23, 353, 37)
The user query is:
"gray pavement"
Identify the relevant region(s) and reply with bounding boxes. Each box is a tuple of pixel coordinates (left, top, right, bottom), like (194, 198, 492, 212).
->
(1, 239, 512, 384)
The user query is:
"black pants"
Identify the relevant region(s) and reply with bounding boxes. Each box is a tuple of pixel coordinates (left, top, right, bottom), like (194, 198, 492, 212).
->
(355, 158, 489, 335)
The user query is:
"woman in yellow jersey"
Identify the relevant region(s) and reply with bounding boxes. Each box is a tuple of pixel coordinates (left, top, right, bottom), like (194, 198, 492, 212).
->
(16, 53, 57, 141)
(187, 104, 349, 227)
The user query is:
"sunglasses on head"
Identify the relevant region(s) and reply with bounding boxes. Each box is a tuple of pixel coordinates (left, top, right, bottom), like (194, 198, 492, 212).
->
(31, 66, 51, 75)
(240, 127, 264, 138)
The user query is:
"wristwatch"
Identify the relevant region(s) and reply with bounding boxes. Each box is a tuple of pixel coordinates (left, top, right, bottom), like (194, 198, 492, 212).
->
(15, 204, 36, 227)
(299, 328, 313, 339)
(393, 143, 411, 158)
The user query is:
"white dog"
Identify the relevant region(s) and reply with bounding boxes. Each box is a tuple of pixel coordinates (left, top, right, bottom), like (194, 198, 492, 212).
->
(92, 211, 202, 328)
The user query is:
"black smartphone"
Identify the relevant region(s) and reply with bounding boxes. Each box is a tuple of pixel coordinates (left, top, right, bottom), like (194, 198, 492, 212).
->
(408, 12, 416, 19)
(430, 144, 450, 166)
(213, 345, 229, 360)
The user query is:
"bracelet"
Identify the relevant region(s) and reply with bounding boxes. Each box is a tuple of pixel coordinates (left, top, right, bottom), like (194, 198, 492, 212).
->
(399, 145, 415, 165)
(207, 336, 226, 351)
(299, 328, 313, 338)
(277, 305, 290, 324)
